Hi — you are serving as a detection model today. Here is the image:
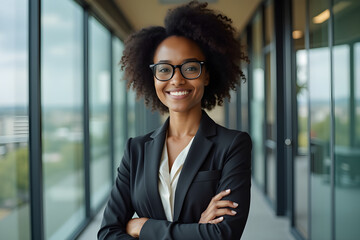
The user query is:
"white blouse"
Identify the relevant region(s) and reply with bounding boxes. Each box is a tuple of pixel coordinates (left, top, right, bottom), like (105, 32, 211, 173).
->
(158, 136, 195, 221)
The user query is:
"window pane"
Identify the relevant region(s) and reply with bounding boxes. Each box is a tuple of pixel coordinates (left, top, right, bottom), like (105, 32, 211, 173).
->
(309, 0, 331, 239)
(89, 17, 112, 211)
(0, 0, 30, 239)
(112, 37, 126, 171)
(250, 12, 265, 188)
(41, 0, 85, 238)
(333, 0, 360, 239)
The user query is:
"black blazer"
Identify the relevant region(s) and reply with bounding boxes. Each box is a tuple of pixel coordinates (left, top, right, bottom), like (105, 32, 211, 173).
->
(98, 111, 252, 240)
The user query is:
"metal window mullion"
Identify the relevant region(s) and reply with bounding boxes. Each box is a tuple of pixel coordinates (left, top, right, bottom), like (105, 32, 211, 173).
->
(274, 0, 286, 216)
(110, 33, 115, 181)
(83, 9, 91, 219)
(29, 0, 44, 239)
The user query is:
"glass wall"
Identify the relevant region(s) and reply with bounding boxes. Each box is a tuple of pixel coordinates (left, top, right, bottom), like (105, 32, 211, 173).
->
(251, 11, 265, 188)
(333, 0, 360, 239)
(292, 0, 309, 238)
(112, 37, 126, 171)
(41, 0, 85, 238)
(0, 0, 30, 239)
(0, 0, 163, 239)
(309, 0, 332, 239)
(89, 16, 112, 211)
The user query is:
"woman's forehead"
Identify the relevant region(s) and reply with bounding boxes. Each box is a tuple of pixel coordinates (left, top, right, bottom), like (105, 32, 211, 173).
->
(153, 36, 205, 63)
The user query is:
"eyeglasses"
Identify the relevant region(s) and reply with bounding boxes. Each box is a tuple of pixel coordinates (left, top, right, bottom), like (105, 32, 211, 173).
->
(149, 60, 205, 81)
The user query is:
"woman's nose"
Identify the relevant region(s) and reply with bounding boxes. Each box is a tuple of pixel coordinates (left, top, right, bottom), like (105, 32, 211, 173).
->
(170, 68, 185, 86)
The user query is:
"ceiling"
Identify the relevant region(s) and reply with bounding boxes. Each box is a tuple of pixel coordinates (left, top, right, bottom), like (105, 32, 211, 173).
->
(114, 0, 262, 36)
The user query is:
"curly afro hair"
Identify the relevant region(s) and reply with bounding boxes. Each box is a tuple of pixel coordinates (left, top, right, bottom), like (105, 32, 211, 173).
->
(120, 1, 248, 113)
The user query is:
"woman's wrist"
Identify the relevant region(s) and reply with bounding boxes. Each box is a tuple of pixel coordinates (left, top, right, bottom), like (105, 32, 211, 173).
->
(126, 217, 149, 238)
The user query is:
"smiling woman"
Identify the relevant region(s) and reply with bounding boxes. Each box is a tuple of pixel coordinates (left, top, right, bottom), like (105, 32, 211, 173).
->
(98, 1, 252, 239)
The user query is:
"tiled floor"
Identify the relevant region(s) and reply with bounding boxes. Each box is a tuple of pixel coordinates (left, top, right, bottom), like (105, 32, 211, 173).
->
(78, 180, 295, 240)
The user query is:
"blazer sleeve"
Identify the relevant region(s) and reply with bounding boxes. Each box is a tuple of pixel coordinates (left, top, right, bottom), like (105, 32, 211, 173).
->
(139, 132, 252, 240)
(98, 138, 137, 240)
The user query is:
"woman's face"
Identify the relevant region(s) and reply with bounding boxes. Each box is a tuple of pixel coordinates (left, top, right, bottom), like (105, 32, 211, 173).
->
(153, 36, 209, 114)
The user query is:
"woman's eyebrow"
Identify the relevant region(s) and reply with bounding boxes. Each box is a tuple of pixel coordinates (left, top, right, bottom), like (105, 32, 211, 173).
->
(182, 58, 199, 63)
(157, 60, 171, 63)
(156, 58, 200, 64)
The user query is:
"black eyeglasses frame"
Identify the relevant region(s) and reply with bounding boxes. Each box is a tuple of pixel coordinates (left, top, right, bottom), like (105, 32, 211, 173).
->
(149, 60, 206, 81)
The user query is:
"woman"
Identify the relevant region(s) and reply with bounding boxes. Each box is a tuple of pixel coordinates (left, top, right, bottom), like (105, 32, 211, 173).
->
(98, 1, 252, 239)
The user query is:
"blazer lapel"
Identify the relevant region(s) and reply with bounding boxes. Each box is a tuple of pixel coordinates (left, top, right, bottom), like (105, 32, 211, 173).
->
(173, 111, 217, 221)
(144, 118, 168, 220)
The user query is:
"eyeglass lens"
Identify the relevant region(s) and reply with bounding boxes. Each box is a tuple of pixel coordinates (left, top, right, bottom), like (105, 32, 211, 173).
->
(154, 62, 201, 81)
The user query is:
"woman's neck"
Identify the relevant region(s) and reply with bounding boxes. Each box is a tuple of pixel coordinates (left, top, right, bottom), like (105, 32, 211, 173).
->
(168, 108, 202, 138)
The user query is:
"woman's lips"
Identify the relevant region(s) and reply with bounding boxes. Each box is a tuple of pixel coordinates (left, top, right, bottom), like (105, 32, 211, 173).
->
(166, 89, 191, 98)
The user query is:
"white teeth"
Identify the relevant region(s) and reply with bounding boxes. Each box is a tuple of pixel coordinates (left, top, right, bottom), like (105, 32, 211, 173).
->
(169, 91, 189, 96)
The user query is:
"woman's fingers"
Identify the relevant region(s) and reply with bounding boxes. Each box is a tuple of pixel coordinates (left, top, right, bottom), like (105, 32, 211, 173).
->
(199, 189, 238, 224)
(211, 189, 231, 202)
(208, 216, 224, 224)
(213, 200, 238, 209)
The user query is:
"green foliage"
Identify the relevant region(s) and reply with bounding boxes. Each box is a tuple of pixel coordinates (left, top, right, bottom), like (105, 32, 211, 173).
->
(312, 114, 331, 141)
(0, 147, 29, 207)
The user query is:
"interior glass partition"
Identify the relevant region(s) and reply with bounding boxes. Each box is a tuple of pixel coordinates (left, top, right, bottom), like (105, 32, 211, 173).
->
(292, 0, 309, 238)
(251, 11, 265, 188)
(240, 33, 249, 132)
(264, 1, 276, 204)
(0, 0, 30, 239)
(333, 0, 360, 239)
(127, 90, 137, 138)
(308, 0, 332, 239)
(89, 16, 112, 211)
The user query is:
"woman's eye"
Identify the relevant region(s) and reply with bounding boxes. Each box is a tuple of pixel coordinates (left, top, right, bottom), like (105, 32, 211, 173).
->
(185, 66, 198, 72)
(158, 67, 171, 73)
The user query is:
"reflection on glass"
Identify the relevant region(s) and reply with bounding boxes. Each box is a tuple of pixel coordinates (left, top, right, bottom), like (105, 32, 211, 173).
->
(333, 0, 360, 238)
(41, 0, 85, 238)
(292, 0, 309, 237)
(0, 0, 30, 239)
(89, 17, 112, 211)
(113, 37, 126, 172)
(309, 0, 331, 239)
(251, 12, 265, 188)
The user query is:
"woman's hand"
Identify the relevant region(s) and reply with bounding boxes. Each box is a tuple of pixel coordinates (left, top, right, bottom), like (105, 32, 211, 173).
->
(126, 217, 149, 238)
(199, 189, 238, 224)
